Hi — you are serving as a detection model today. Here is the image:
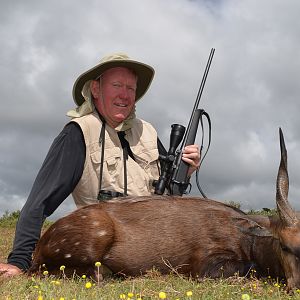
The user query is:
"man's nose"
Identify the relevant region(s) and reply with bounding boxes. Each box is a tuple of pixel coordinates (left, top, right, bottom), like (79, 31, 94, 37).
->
(119, 86, 130, 99)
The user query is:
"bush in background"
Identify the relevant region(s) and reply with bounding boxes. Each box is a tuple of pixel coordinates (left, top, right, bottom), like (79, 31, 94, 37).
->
(0, 210, 20, 227)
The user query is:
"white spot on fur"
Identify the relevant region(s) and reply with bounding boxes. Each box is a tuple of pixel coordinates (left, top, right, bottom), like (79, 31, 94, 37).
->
(81, 215, 87, 219)
(61, 239, 66, 243)
(92, 221, 100, 226)
(74, 242, 80, 246)
(103, 254, 110, 260)
(50, 242, 58, 248)
(65, 254, 72, 258)
(86, 246, 94, 257)
(97, 230, 107, 237)
(82, 257, 88, 261)
(55, 248, 60, 253)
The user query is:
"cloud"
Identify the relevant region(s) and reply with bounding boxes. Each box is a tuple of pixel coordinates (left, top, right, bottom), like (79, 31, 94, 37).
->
(1, 0, 300, 220)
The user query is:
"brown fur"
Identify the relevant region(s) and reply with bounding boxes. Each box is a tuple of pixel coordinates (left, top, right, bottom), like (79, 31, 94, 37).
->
(29, 196, 284, 281)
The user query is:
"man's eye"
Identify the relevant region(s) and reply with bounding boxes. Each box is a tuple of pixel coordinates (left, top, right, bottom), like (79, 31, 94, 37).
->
(112, 83, 122, 88)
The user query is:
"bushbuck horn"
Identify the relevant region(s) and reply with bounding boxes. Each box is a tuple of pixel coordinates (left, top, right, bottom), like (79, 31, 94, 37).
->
(276, 128, 298, 226)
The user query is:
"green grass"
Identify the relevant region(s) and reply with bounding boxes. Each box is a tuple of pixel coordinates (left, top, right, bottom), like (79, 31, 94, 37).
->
(0, 210, 299, 300)
(1, 269, 299, 300)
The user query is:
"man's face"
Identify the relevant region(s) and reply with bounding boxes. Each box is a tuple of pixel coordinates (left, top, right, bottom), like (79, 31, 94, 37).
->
(91, 67, 137, 128)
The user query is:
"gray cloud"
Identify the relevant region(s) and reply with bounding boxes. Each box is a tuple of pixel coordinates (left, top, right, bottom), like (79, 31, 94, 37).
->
(1, 0, 300, 220)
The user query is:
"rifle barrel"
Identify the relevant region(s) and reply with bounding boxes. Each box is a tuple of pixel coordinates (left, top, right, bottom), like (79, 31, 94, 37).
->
(180, 48, 215, 149)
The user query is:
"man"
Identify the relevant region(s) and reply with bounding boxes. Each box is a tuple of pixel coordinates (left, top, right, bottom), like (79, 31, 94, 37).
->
(0, 53, 200, 277)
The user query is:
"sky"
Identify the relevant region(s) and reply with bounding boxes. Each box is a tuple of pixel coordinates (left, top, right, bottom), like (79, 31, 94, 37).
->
(1, 0, 300, 220)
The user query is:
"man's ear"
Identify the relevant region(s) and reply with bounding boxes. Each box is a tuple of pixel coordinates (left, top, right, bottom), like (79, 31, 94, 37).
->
(90, 80, 100, 99)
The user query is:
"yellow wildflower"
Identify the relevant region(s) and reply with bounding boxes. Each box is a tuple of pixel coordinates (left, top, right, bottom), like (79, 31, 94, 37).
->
(127, 292, 134, 298)
(85, 282, 92, 289)
(241, 294, 250, 300)
(186, 291, 193, 297)
(119, 294, 126, 299)
(43, 270, 49, 276)
(82, 274, 86, 279)
(60, 265, 65, 271)
(95, 261, 101, 267)
(38, 291, 43, 300)
(159, 291, 167, 299)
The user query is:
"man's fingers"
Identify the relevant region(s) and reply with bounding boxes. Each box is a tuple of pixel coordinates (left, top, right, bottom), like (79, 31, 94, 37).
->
(181, 144, 201, 177)
(182, 145, 200, 167)
(0, 263, 22, 277)
(182, 156, 199, 167)
(183, 145, 200, 154)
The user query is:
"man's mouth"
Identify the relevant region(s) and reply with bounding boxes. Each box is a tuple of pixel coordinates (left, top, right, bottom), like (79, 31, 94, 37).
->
(115, 103, 127, 107)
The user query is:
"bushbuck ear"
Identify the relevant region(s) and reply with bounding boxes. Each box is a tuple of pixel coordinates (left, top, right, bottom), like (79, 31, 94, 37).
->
(232, 217, 273, 237)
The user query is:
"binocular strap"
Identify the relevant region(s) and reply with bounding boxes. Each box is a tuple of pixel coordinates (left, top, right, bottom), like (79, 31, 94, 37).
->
(98, 118, 128, 200)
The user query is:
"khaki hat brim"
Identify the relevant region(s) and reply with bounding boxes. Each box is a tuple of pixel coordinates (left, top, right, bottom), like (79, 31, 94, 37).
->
(72, 59, 155, 106)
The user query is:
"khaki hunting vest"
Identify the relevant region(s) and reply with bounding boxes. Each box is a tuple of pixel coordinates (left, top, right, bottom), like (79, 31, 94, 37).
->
(71, 112, 160, 207)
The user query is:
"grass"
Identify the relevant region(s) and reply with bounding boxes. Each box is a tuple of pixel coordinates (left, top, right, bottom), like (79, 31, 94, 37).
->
(0, 211, 299, 300)
(1, 269, 299, 300)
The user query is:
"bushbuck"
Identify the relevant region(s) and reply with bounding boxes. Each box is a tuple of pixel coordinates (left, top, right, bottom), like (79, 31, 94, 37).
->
(28, 129, 300, 291)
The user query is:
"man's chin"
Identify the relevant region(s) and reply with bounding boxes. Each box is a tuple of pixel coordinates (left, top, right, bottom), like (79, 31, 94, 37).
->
(114, 114, 128, 123)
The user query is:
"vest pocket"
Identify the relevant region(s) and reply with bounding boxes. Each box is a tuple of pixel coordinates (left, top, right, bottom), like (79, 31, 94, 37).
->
(127, 151, 160, 194)
(106, 156, 119, 174)
(90, 149, 121, 177)
(134, 149, 159, 172)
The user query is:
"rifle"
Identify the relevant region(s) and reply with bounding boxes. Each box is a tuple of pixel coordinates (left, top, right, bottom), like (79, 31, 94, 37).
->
(154, 48, 215, 196)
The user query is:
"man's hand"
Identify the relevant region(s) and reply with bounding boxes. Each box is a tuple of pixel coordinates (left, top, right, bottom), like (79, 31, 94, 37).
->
(182, 144, 201, 177)
(0, 263, 22, 277)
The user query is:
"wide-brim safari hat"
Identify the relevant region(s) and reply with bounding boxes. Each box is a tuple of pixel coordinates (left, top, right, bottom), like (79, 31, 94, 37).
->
(72, 53, 155, 106)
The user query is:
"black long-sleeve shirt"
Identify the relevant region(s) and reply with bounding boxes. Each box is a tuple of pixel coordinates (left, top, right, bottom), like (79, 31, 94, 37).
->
(8, 122, 86, 271)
